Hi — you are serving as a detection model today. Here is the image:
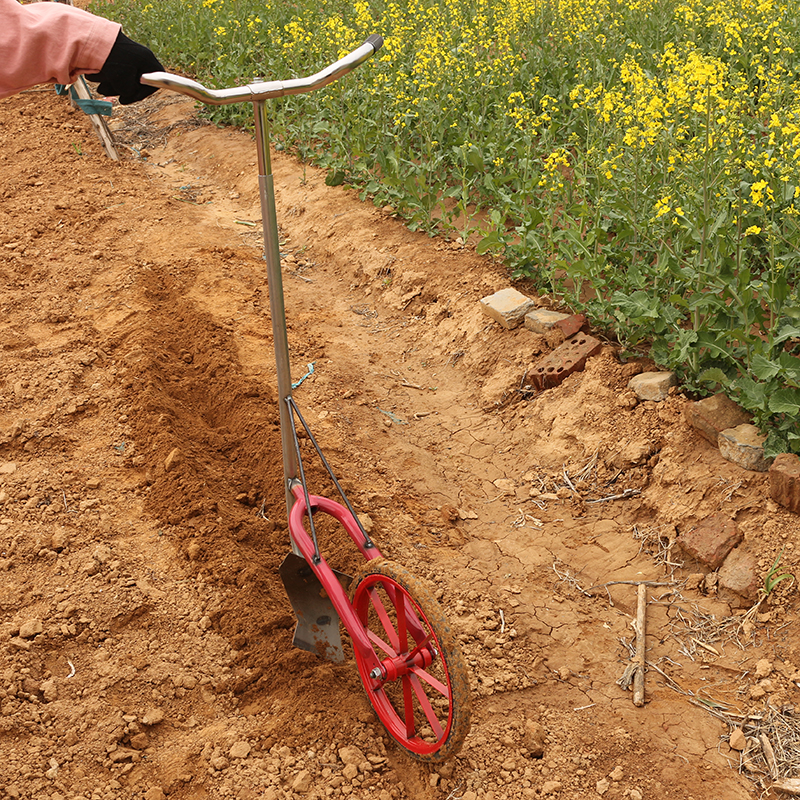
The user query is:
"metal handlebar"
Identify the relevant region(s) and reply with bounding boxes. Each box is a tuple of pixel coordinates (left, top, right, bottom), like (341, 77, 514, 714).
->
(140, 34, 384, 105)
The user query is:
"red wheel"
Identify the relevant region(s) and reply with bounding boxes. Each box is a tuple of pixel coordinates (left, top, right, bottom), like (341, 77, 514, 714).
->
(349, 559, 471, 762)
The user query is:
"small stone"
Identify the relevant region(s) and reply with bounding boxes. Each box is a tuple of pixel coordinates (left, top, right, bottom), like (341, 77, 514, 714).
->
(229, 741, 250, 759)
(210, 756, 229, 770)
(609, 438, 653, 469)
(109, 747, 137, 763)
(199, 615, 212, 631)
(596, 778, 610, 796)
(339, 745, 366, 766)
(718, 547, 759, 607)
(750, 684, 767, 699)
(628, 371, 677, 402)
(50, 529, 68, 552)
(40, 679, 58, 702)
(755, 658, 773, 679)
(523, 719, 546, 758)
(342, 763, 358, 780)
(164, 447, 183, 472)
(541, 780, 562, 794)
(8, 637, 29, 651)
(685, 573, 705, 590)
(186, 541, 201, 561)
(129, 733, 149, 750)
(292, 769, 313, 793)
(729, 728, 747, 751)
(144, 789, 167, 800)
(630, 790, 643, 800)
(18, 618, 43, 639)
(718, 424, 771, 472)
(609, 766, 624, 781)
(492, 478, 516, 495)
(141, 707, 165, 726)
(479, 288, 537, 330)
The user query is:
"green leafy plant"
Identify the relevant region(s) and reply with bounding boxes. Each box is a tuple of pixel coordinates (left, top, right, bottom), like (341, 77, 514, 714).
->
(91, 0, 800, 452)
(763, 548, 795, 597)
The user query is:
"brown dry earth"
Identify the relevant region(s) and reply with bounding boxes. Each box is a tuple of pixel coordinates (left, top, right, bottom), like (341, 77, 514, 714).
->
(1, 86, 800, 800)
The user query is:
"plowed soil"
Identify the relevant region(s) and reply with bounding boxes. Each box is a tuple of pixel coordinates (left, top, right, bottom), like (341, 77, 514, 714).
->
(2, 86, 800, 800)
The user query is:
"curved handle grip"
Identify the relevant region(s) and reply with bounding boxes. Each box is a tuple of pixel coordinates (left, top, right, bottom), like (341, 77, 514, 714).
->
(140, 34, 384, 106)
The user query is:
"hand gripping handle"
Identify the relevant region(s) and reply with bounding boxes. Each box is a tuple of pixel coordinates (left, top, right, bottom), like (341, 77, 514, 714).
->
(140, 34, 384, 106)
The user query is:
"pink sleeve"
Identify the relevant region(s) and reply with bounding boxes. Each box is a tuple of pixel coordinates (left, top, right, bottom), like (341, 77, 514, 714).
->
(0, 0, 121, 99)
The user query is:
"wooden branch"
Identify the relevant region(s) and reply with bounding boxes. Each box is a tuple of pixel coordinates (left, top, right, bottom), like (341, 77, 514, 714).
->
(633, 583, 647, 707)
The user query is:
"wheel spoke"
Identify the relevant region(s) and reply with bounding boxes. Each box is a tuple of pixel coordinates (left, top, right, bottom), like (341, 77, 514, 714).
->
(409, 672, 444, 738)
(410, 665, 449, 697)
(366, 627, 397, 657)
(402, 675, 415, 738)
(396, 587, 408, 655)
(367, 584, 400, 651)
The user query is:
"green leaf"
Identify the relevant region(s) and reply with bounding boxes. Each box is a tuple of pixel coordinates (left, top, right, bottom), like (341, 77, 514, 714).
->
(750, 353, 781, 381)
(732, 375, 769, 411)
(611, 290, 659, 320)
(773, 323, 800, 346)
(698, 367, 730, 386)
(476, 230, 502, 255)
(768, 387, 800, 415)
(777, 353, 800, 385)
(325, 169, 346, 187)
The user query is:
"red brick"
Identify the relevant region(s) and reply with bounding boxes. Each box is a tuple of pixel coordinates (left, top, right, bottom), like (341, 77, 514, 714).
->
(683, 394, 751, 445)
(769, 453, 800, 513)
(553, 313, 587, 339)
(531, 334, 602, 389)
(676, 514, 743, 570)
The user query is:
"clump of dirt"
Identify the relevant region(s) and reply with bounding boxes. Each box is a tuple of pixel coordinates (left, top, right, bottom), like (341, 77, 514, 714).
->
(0, 86, 799, 800)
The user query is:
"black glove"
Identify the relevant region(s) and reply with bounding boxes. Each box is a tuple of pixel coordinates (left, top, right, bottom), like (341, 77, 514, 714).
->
(86, 30, 164, 105)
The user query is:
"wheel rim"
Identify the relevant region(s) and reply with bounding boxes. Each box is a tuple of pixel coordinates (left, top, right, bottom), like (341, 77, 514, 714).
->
(352, 573, 455, 756)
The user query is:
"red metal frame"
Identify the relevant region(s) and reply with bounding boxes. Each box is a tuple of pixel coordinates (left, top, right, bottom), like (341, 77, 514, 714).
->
(287, 484, 384, 673)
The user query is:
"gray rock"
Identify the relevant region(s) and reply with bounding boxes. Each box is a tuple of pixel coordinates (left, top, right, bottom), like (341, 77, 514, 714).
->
(718, 424, 771, 472)
(479, 288, 536, 329)
(628, 371, 677, 401)
(524, 308, 571, 334)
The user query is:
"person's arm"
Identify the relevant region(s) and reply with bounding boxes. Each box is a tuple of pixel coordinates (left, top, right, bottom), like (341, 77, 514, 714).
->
(0, 0, 161, 104)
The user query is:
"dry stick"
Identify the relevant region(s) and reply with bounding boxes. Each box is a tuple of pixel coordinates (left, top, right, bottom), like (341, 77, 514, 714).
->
(760, 733, 778, 778)
(633, 583, 647, 707)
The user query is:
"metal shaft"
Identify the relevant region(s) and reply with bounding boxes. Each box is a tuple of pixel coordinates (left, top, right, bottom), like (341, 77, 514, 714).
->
(253, 99, 299, 529)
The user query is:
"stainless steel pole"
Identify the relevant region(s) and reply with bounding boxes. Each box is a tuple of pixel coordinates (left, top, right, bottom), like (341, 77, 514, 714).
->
(253, 99, 300, 533)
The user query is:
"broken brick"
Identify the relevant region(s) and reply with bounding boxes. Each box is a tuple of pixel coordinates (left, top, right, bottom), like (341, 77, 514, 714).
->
(530, 334, 602, 390)
(553, 313, 586, 339)
(684, 394, 751, 445)
(769, 453, 800, 514)
(676, 514, 743, 571)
